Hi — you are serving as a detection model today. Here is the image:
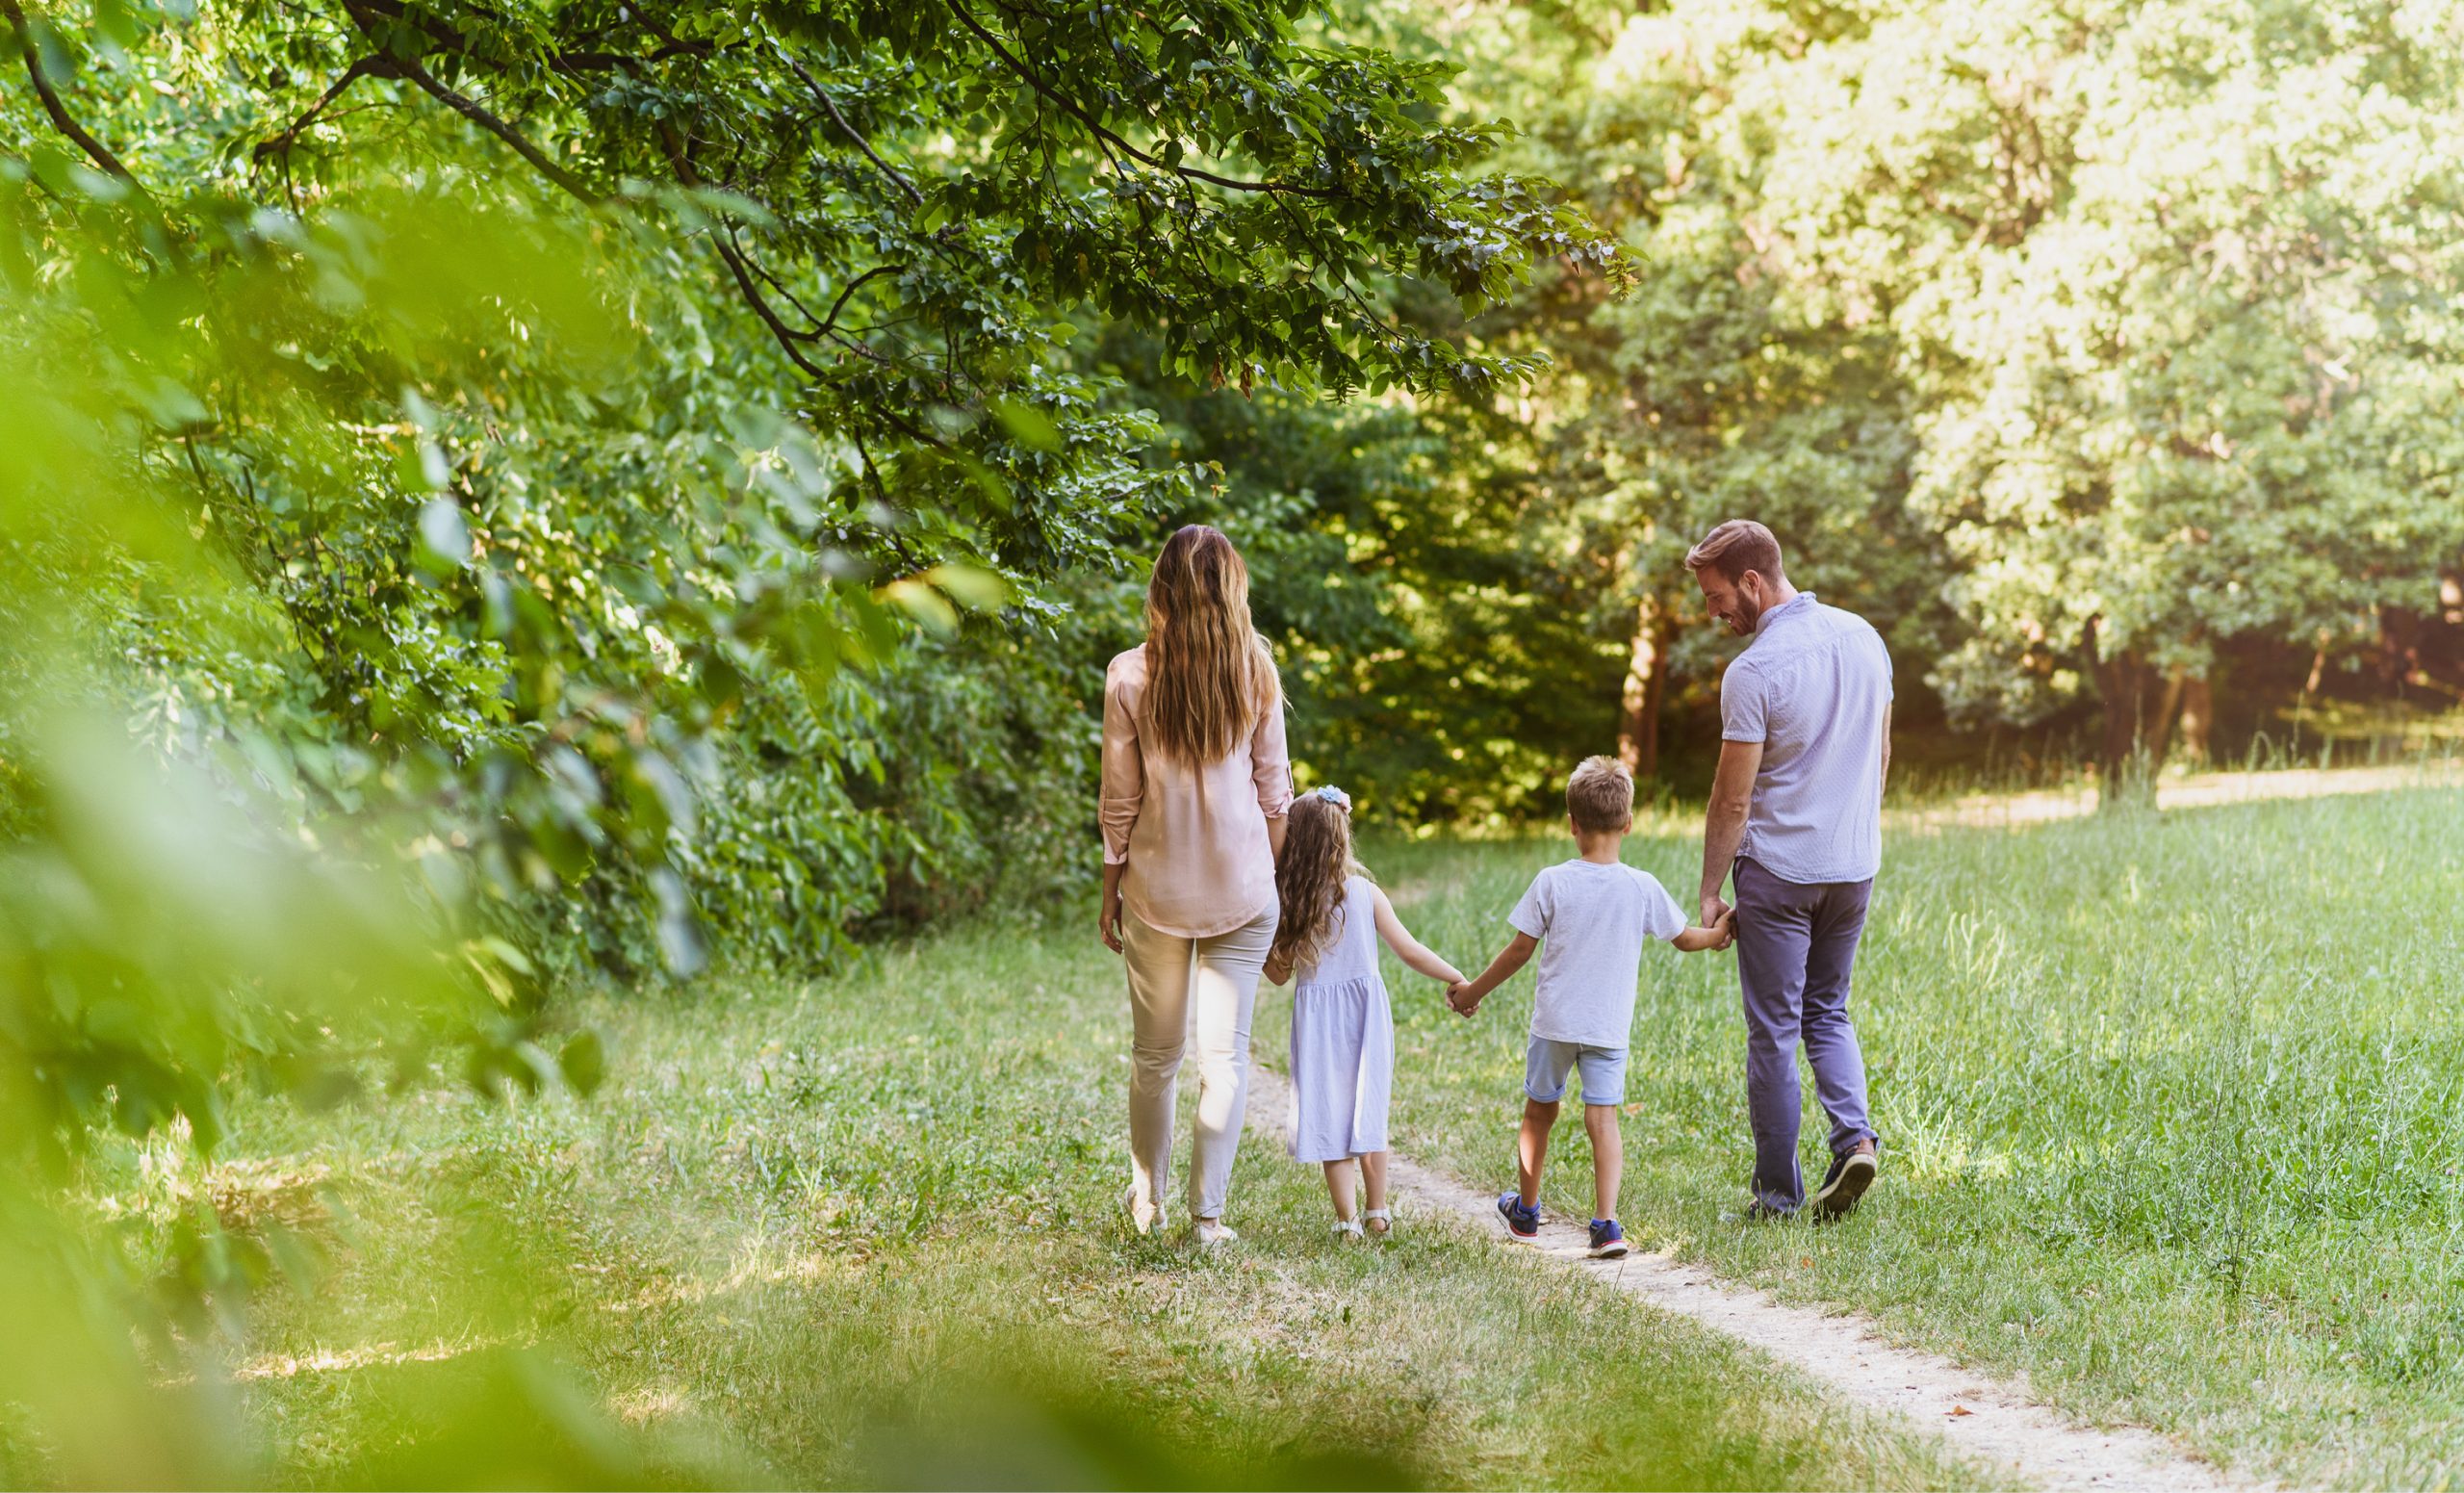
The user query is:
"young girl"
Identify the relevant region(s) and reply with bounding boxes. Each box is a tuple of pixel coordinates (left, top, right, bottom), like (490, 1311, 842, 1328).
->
(1264, 785, 1466, 1239)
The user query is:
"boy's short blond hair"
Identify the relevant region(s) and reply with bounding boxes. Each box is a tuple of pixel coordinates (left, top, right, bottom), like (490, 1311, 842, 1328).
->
(1566, 755, 1635, 834)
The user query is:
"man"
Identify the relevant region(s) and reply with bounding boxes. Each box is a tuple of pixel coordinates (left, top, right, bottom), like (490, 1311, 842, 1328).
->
(1687, 519, 1891, 1222)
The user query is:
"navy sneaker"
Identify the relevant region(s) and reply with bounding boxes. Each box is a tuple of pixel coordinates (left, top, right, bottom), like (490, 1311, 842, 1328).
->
(1497, 1193, 1541, 1240)
(1587, 1218, 1629, 1259)
(1811, 1144, 1878, 1223)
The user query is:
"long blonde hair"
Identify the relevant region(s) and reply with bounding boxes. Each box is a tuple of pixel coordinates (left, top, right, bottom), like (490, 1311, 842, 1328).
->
(1271, 790, 1366, 973)
(1141, 525, 1277, 764)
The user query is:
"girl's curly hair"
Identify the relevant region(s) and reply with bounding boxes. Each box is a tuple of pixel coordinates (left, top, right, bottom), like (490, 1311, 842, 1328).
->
(1270, 791, 1367, 973)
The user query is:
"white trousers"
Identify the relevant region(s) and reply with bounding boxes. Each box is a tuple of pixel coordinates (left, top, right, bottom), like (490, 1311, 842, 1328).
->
(1122, 906, 1276, 1222)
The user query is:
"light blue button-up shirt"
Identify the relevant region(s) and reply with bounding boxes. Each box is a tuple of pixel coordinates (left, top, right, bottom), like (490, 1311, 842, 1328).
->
(1719, 593, 1893, 886)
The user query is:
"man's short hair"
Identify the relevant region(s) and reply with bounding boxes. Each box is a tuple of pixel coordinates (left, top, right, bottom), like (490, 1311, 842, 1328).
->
(1684, 519, 1785, 586)
(1567, 755, 1635, 834)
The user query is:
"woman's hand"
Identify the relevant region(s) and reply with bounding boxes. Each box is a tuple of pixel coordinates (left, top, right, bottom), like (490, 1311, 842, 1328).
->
(1099, 862, 1127, 954)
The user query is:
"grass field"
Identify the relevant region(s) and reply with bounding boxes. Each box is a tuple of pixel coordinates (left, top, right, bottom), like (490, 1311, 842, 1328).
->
(17, 782, 2463, 1488)
(22, 919, 1989, 1488)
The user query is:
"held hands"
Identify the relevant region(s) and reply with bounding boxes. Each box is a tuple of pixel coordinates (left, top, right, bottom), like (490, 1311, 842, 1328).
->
(1099, 888, 1124, 954)
(1445, 978, 1482, 1017)
(1674, 897, 1738, 954)
(1708, 906, 1737, 951)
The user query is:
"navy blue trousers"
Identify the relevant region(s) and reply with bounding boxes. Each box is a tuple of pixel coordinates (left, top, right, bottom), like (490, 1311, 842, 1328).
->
(1733, 857, 1879, 1212)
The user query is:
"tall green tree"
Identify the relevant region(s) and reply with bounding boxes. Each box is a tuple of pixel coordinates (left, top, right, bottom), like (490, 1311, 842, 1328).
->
(1730, 0, 2464, 788)
(1408, 0, 2464, 793)
(1443, 0, 1950, 783)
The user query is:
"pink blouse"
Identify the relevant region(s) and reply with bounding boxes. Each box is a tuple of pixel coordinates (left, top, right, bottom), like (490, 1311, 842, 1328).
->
(1100, 644, 1292, 939)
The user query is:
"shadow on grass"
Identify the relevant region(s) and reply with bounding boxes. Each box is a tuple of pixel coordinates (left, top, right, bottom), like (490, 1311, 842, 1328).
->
(853, 1379, 1418, 1491)
(321, 1345, 1418, 1491)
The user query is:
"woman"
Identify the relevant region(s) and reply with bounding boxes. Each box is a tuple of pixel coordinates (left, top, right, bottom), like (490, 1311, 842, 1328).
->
(1100, 525, 1291, 1246)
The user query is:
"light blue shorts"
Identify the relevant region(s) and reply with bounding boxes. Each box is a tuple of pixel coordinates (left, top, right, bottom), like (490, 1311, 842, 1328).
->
(1525, 1037, 1629, 1107)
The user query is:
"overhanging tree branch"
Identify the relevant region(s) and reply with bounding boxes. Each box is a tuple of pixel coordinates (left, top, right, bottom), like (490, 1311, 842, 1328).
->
(255, 55, 398, 162)
(710, 233, 832, 377)
(944, 0, 1339, 200)
(818, 262, 904, 340)
(659, 126, 837, 382)
(336, 3, 602, 204)
(771, 43, 923, 206)
(670, 136, 944, 449)
(729, 235, 906, 347)
(385, 49, 602, 203)
(3, 0, 143, 189)
(745, 243, 833, 335)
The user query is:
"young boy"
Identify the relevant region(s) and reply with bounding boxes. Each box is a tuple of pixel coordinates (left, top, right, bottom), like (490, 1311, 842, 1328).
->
(1449, 756, 1733, 1258)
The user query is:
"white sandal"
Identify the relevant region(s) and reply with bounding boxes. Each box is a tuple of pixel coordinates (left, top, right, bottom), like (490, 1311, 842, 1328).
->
(1121, 1184, 1158, 1237)
(1362, 1207, 1393, 1237)
(1331, 1218, 1365, 1241)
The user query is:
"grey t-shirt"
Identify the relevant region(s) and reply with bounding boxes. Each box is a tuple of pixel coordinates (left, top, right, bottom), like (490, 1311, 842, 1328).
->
(1719, 592, 1893, 885)
(1507, 860, 1688, 1047)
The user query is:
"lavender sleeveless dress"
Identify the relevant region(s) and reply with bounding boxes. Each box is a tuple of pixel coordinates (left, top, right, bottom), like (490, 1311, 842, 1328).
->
(1287, 876, 1395, 1163)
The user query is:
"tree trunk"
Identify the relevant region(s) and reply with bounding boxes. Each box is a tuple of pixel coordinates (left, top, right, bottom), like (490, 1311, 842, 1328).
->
(2086, 618, 2153, 809)
(2428, 570, 2464, 694)
(2146, 667, 2189, 767)
(1616, 594, 1667, 781)
(2176, 675, 2212, 764)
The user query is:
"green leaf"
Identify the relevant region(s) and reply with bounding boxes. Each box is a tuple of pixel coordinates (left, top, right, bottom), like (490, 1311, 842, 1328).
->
(418, 498, 471, 568)
(925, 563, 1010, 611)
(882, 578, 959, 635)
(558, 1029, 606, 1097)
(993, 399, 1062, 452)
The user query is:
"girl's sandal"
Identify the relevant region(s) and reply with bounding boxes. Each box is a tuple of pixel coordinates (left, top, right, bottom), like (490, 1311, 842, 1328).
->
(1362, 1208, 1393, 1238)
(1330, 1219, 1366, 1242)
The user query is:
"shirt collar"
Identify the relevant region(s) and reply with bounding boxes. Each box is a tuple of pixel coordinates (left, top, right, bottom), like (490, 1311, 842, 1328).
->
(1755, 591, 1815, 636)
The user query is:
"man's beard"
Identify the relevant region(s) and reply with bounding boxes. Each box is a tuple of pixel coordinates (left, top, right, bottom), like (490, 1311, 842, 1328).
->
(1730, 592, 1764, 634)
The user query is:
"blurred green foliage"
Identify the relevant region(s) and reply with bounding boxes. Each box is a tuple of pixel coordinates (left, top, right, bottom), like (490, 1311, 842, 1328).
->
(0, 0, 1620, 1476)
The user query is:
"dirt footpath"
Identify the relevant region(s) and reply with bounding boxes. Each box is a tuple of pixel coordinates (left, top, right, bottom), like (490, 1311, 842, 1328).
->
(1245, 1067, 2263, 1493)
